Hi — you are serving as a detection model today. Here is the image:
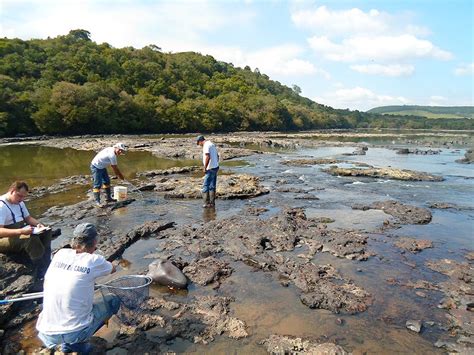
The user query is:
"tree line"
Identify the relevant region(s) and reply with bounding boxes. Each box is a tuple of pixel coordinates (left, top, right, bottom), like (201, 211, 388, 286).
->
(1, 29, 472, 137)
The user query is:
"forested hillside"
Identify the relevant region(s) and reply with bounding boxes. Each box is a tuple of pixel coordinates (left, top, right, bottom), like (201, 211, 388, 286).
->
(368, 105, 474, 119)
(1, 30, 472, 137)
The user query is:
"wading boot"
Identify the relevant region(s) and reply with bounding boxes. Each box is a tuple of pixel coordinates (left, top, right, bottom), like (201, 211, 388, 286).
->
(202, 192, 210, 208)
(93, 191, 105, 208)
(209, 190, 216, 207)
(105, 187, 117, 203)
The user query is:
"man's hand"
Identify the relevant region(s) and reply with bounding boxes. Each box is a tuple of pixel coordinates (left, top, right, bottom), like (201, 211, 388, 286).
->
(21, 225, 33, 235)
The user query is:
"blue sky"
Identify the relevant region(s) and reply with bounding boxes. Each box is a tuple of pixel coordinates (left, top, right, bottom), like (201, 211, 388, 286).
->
(1, 0, 473, 111)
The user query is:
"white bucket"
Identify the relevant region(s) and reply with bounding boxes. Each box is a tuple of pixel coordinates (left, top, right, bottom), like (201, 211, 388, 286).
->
(113, 186, 127, 201)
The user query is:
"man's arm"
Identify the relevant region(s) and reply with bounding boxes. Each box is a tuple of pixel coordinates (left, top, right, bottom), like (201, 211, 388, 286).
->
(203, 153, 210, 172)
(25, 215, 43, 227)
(0, 224, 33, 238)
(111, 165, 125, 180)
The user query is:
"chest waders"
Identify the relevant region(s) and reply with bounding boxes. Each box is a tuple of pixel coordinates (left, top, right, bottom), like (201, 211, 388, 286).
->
(0, 201, 52, 278)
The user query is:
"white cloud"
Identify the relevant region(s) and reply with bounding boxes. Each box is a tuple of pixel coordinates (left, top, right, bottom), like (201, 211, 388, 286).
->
(308, 34, 452, 62)
(350, 64, 415, 77)
(428, 95, 448, 106)
(201, 44, 330, 79)
(454, 63, 474, 76)
(314, 86, 410, 111)
(1, 0, 256, 50)
(292, 6, 389, 35)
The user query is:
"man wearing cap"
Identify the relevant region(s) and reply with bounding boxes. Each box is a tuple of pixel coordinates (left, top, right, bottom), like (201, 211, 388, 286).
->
(36, 223, 119, 354)
(90, 143, 127, 207)
(196, 135, 219, 208)
(0, 181, 52, 279)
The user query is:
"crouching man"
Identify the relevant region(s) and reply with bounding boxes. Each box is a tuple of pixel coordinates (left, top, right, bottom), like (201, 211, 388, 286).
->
(36, 223, 119, 354)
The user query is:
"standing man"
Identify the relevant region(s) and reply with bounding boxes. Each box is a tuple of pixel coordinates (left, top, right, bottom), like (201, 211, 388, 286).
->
(0, 181, 52, 279)
(90, 142, 127, 207)
(36, 223, 119, 354)
(196, 135, 219, 208)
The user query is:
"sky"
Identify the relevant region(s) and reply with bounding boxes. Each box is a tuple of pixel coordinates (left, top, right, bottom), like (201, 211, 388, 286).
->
(1, 0, 473, 111)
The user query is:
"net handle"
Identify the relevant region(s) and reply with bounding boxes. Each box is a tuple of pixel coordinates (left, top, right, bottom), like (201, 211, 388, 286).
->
(96, 275, 152, 291)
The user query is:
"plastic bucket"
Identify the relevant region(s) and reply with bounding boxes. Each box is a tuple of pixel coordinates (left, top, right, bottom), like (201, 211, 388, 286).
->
(113, 186, 127, 201)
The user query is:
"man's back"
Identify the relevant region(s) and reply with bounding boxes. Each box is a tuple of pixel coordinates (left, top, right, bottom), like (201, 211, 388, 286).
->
(37, 249, 112, 334)
(91, 147, 117, 169)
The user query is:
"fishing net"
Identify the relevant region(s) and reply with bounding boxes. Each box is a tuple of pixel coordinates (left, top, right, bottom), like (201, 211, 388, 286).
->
(98, 275, 152, 324)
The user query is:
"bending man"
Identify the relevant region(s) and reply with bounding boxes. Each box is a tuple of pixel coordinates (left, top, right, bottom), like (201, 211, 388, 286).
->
(0, 181, 52, 279)
(36, 223, 119, 354)
(196, 135, 219, 208)
(90, 142, 127, 206)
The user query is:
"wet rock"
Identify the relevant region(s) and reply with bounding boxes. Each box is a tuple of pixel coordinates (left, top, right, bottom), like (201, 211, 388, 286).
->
(111, 295, 247, 349)
(428, 202, 474, 211)
(324, 166, 443, 181)
(397, 148, 441, 155)
(260, 334, 349, 355)
(353, 200, 432, 225)
(426, 258, 474, 348)
(309, 217, 335, 224)
(137, 184, 156, 191)
(155, 173, 269, 200)
(138, 166, 201, 177)
(110, 198, 136, 210)
(0, 254, 36, 327)
(243, 207, 269, 216)
(275, 187, 311, 193)
(183, 257, 232, 287)
(58, 221, 176, 262)
(147, 259, 188, 289)
(160, 209, 372, 313)
(406, 320, 422, 332)
(455, 149, 474, 164)
(28, 175, 91, 200)
(281, 158, 342, 166)
(342, 147, 367, 156)
(394, 237, 433, 253)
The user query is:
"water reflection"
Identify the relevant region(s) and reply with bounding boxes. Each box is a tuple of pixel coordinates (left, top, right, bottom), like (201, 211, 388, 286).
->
(202, 206, 217, 223)
(0, 145, 199, 192)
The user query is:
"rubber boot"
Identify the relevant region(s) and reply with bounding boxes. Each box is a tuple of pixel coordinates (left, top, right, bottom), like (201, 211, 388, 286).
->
(209, 190, 216, 207)
(202, 192, 210, 208)
(93, 191, 101, 206)
(105, 187, 117, 203)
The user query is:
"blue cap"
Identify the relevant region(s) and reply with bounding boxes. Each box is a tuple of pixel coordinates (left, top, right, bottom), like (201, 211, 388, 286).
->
(196, 135, 205, 144)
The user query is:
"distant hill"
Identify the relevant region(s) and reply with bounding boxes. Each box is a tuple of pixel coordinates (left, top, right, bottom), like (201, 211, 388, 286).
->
(1, 29, 473, 137)
(368, 105, 474, 119)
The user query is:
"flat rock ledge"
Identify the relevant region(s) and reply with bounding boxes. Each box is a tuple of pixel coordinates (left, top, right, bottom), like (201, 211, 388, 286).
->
(323, 166, 443, 181)
(159, 208, 373, 314)
(260, 335, 349, 355)
(148, 173, 269, 200)
(425, 258, 474, 353)
(107, 295, 247, 353)
(394, 237, 433, 253)
(353, 200, 432, 225)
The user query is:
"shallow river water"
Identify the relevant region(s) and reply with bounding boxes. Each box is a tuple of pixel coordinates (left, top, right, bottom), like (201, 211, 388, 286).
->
(0, 132, 473, 354)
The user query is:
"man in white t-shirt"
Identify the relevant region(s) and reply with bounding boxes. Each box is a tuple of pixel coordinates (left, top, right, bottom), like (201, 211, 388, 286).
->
(0, 181, 52, 279)
(90, 142, 127, 207)
(36, 223, 119, 354)
(196, 135, 219, 208)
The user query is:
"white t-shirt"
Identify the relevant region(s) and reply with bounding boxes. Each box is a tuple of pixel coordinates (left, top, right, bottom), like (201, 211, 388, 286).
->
(91, 147, 117, 169)
(36, 249, 113, 334)
(0, 194, 30, 226)
(202, 141, 219, 170)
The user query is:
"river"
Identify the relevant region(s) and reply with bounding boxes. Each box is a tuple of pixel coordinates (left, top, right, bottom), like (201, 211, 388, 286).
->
(0, 131, 472, 354)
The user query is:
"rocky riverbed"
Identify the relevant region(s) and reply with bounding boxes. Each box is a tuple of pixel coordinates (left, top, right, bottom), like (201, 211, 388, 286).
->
(0, 131, 473, 354)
